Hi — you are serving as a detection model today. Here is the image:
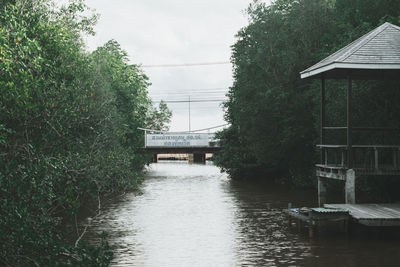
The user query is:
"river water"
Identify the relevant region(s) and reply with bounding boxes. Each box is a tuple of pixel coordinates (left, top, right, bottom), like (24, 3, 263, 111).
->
(84, 161, 400, 266)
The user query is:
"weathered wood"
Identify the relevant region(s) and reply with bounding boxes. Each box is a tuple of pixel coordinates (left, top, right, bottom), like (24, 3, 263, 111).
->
(347, 74, 353, 168)
(324, 149, 328, 165)
(374, 148, 379, 170)
(353, 127, 400, 131)
(308, 227, 314, 239)
(325, 203, 400, 226)
(324, 127, 400, 131)
(316, 145, 400, 176)
(285, 208, 349, 238)
(353, 145, 400, 148)
(316, 170, 346, 180)
(321, 76, 326, 164)
(317, 144, 400, 148)
(341, 150, 345, 166)
(316, 144, 347, 148)
(323, 126, 347, 130)
(315, 164, 347, 169)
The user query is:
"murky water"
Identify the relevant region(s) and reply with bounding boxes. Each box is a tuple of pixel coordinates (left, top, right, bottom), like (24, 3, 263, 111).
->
(84, 161, 400, 266)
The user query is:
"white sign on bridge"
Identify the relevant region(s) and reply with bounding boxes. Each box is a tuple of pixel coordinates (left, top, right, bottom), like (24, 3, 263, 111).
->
(146, 133, 209, 147)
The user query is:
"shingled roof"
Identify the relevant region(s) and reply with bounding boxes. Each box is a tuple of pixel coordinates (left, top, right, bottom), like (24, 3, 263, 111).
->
(300, 22, 400, 79)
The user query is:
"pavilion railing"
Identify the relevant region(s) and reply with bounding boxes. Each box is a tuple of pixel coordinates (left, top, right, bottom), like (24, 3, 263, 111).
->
(316, 145, 400, 174)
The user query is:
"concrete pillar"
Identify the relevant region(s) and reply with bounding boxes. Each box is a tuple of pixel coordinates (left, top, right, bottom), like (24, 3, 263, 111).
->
(318, 177, 327, 207)
(152, 154, 158, 163)
(193, 153, 206, 164)
(345, 169, 356, 204)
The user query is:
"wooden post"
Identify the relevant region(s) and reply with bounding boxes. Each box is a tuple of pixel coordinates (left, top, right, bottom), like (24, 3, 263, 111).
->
(344, 219, 349, 234)
(321, 76, 326, 164)
(374, 147, 379, 170)
(308, 227, 314, 239)
(325, 149, 328, 165)
(341, 150, 345, 166)
(347, 74, 353, 168)
(297, 220, 302, 232)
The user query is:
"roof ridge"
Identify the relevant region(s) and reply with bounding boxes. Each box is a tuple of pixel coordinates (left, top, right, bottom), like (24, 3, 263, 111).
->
(340, 23, 390, 62)
(300, 22, 400, 79)
(386, 22, 400, 29)
(300, 24, 386, 74)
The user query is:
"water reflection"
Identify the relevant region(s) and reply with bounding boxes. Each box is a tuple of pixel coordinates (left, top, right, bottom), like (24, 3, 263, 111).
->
(84, 161, 400, 266)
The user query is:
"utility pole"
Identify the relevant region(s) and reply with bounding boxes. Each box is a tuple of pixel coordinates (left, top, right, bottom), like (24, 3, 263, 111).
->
(188, 95, 191, 132)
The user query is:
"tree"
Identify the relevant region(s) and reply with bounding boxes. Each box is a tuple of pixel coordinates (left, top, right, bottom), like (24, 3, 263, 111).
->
(215, 0, 400, 189)
(146, 100, 173, 132)
(0, 0, 170, 265)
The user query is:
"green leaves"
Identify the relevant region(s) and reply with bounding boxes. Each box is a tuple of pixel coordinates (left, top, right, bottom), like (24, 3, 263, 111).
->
(216, 0, 400, 188)
(0, 0, 168, 265)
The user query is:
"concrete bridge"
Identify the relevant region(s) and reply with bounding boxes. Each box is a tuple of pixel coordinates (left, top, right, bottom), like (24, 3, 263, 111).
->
(139, 128, 220, 163)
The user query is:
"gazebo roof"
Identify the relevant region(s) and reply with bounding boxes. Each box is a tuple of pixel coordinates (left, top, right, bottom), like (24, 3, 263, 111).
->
(300, 22, 400, 79)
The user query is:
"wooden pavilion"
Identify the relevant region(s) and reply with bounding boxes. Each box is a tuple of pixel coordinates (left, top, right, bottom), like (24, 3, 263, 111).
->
(300, 22, 400, 207)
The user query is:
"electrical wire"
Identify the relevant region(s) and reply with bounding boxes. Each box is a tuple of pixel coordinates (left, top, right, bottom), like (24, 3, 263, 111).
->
(138, 123, 229, 133)
(142, 61, 230, 68)
(148, 87, 228, 92)
(152, 99, 226, 103)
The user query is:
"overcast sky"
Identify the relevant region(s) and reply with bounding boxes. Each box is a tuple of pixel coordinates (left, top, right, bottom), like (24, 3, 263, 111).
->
(83, 0, 255, 132)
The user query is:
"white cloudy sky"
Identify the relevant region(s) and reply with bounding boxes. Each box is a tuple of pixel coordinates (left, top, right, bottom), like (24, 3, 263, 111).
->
(83, 0, 255, 132)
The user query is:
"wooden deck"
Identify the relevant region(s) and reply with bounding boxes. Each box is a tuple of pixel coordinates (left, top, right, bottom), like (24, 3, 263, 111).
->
(325, 203, 400, 226)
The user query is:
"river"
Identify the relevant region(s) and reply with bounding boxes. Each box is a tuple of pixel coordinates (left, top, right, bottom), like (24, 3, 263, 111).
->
(84, 161, 400, 266)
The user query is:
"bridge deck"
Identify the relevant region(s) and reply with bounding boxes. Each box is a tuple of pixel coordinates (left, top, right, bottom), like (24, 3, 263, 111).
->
(144, 146, 220, 154)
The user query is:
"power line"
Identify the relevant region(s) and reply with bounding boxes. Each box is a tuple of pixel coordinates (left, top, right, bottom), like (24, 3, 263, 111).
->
(150, 92, 227, 97)
(138, 123, 229, 134)
(152, 100, 226, 103)
(142, 61, 230, 68)
(149, 87, 228, 92)
(152, 96, 227, 101)
(150, 91, 227, 95)
(152, 99, 226, 103)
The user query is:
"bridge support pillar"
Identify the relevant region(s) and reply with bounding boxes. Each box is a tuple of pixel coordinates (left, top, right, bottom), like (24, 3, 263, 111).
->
(193, 153, 206, 164)
(152, 154, 158, 163)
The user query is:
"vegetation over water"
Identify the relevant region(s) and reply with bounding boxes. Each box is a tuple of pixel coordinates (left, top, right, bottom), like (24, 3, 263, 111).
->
(0, 0, 170, 265)
(214, 0, 400, 188)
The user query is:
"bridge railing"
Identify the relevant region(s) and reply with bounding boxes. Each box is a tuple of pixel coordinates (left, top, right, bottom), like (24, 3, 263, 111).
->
(138, 125, 227, 148)
(138, 129, 219, 148)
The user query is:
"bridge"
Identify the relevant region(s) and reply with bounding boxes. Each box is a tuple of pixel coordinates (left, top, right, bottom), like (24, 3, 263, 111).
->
(139, 127, 222, 163)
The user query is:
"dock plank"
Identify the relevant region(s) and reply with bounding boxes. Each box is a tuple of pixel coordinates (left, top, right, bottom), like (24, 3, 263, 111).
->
(324, 204, 400, 226)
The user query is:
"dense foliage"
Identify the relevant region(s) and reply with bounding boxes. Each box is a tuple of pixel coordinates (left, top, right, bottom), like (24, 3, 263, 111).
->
(0, 0, 170, 265)
(214, 0, 400, 188)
